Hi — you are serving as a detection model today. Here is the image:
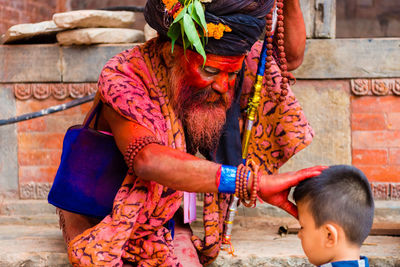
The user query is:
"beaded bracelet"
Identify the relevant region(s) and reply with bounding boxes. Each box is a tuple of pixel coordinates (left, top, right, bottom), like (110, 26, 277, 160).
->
(239, 160, 259, 208)
(124, 135, 162, 175)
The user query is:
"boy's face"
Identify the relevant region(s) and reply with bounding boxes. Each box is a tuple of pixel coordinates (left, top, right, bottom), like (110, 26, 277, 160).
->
(297, 201, 332, 266)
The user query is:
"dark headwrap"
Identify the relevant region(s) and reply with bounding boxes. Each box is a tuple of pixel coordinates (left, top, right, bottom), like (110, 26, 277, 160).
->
(144, 0, 274, 55)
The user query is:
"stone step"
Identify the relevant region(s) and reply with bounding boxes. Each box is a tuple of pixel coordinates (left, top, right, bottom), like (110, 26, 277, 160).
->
(234, 200, 400, 220)
(0, 224, 399, 267)
(2, 199, 399, 220)
(0, 199, 398, 267)
(0, 225, 69, 267)
(0, 214, 59, 226)
(211, 229, 400, 267)
(0, 199, 56, 216)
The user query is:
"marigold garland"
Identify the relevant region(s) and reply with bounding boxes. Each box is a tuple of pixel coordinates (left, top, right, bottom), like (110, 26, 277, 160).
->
(162, 0, 231, 63)
(162, 0, 178, 10)
(206, 23, 231, 39)
(173, 7, 183, 18)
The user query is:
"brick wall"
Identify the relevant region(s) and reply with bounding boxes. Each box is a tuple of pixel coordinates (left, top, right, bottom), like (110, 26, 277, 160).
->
(0, 0, 63, 34)
(1, 0, 146, 35)
(14, 83, 94, 199)
(352, 95, 400, 183)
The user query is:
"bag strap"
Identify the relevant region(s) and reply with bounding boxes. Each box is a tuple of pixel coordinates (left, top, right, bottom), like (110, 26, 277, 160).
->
(83, 101, 103, 128)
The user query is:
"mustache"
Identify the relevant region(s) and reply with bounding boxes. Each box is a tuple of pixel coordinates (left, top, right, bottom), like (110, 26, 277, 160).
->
(181, 87, 231, 110)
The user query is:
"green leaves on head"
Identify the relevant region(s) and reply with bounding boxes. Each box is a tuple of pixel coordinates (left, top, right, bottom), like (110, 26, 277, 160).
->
(166, 0, 207, 64)
(193, 1, 207, 34)
(183, 13, 206, 63)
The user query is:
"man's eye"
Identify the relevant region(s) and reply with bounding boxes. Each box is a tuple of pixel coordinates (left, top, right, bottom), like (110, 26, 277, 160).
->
(203, 67, 220, 75)
(228, 71, 239, 80)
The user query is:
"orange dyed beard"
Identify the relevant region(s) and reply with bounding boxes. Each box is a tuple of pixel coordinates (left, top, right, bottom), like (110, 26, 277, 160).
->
(169, 66, 227, 153)
(168, 51, 243, 153)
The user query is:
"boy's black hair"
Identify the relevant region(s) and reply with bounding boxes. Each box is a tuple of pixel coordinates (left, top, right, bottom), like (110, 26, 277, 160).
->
(293, 165, 374, 246)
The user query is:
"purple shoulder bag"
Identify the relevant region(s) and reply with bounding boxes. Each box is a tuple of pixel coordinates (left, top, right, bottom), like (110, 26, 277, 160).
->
(48, 101, 127, 218)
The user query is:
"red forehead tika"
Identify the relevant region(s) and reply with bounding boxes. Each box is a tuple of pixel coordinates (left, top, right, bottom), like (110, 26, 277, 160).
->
(184, 49, 245, 72)
(181, 49, 245, 90)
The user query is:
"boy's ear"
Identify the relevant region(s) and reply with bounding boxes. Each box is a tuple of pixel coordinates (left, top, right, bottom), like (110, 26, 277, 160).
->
(323, 223, 339, 248)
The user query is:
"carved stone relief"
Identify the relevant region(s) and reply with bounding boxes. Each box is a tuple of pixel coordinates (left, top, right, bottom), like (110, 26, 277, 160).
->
(20, 183, 36, 199)
(390, 183, 400, 200)
(20, 183, 52, 199)
(14, 83, 97, 100)
(36, 183, 52, 199)
(351, 79, 400, 96)
(69, 84, 87, 99)
(52, 83, 69, 100)
(371, 182, 400, 200)
(351, 79, 370, 96)
(19, 181, 399, 200)
(14, 84, 32, 100)
(32, 84, 51, 99)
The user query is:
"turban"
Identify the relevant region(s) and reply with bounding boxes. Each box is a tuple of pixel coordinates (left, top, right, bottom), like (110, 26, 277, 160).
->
(144, 0, 274, 56)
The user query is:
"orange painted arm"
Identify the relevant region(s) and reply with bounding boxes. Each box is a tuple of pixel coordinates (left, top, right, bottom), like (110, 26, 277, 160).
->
(101, 103, 221, 193)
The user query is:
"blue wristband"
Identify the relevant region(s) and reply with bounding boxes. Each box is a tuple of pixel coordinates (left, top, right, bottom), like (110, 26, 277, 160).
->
(218, 165, 237, 194)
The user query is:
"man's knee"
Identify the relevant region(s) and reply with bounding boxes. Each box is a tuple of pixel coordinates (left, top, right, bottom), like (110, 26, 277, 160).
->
(57, 208, 101, 246)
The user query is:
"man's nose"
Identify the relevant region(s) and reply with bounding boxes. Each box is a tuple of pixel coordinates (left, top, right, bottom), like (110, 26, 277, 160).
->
(211, 72, 229, 94)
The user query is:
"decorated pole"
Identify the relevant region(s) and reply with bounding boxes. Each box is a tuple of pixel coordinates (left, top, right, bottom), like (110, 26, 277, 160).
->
(222, 4, 278, 255)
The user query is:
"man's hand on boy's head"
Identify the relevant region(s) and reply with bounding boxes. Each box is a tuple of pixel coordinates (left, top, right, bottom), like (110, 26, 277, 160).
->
(257, 166, 328, 218)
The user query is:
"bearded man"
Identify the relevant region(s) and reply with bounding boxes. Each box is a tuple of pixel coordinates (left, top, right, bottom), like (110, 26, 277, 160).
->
(55, 0, 326, 266)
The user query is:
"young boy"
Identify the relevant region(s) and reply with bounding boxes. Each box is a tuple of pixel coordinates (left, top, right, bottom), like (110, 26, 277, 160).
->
(293, 165, 375, 266)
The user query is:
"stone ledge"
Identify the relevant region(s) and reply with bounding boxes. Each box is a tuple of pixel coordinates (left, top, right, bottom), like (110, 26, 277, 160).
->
(1, 38, 399, 83)
(61, 44, 138, 82)
(2, 199, 398, 222)
(0, 201, 398, 266)
(351, 79, 400, 96)
(0, 200, 55, 216)
(293, 38, 400, 79)
(0, 44, 61, 83)
(13, 83, 97, 100)
(0, 43, 137, 83)
(0, 225, 69, 267)
(0, 225, 398, 267)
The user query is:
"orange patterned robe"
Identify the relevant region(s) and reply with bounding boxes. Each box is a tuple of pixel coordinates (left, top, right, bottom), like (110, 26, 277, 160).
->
(67, 38, 313, 266)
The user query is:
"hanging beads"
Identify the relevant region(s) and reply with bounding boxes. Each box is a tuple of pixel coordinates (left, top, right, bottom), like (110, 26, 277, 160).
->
(265, 0, 289, 102)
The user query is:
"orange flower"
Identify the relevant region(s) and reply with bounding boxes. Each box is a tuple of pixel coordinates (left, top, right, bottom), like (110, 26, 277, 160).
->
(206, 23, 231, 40)
(173, 7, 183, 19)
(162, 0, 178, 11)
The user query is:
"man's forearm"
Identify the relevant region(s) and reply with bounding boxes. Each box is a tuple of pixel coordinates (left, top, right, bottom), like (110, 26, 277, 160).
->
(134, 144, 221, 193)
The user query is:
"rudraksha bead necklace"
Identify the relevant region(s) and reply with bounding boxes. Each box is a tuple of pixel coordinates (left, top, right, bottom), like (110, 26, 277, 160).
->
(265, 0, 289, 102)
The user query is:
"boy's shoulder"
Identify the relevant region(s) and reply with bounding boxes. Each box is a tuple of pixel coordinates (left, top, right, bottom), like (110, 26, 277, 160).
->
(319, 256, 369, 267)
